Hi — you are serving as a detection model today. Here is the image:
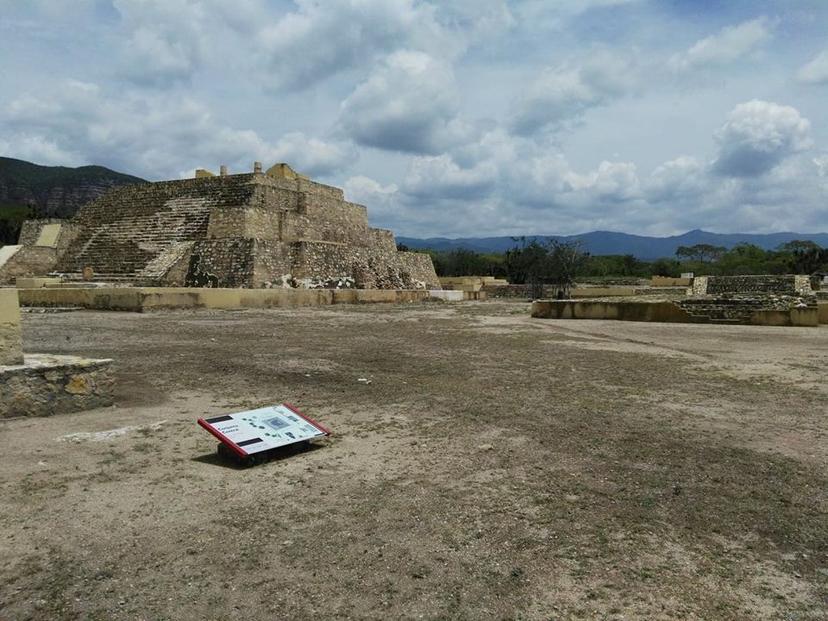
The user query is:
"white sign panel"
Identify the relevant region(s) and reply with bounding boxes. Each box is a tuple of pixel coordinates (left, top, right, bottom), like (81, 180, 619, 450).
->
(198, 403, 329, 458)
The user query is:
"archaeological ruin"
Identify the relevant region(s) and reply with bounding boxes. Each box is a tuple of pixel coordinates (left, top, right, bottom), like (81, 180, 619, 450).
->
(0, 163, 440, 290)
(0, 288, 113, 417)
(532, 274, 822, 327)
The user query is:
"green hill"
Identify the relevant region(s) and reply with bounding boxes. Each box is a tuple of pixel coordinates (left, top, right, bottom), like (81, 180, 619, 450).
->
(0, 156, 146, 243)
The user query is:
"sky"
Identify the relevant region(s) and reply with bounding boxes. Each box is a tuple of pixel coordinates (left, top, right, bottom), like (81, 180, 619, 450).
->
(1, 0, 827, 238)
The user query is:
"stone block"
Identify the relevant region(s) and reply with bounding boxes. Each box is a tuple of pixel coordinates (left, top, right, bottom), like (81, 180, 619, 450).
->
(651, 276, 692, 287)
(0, 289, 23, 365)
(15, 277, 62, 288)
(0, 354, 114, 417)
(34, 223, 62, 247)
(570, 287, 637, 298)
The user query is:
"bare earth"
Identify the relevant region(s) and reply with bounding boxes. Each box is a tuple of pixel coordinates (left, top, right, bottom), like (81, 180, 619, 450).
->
(1, 301, 826, 620)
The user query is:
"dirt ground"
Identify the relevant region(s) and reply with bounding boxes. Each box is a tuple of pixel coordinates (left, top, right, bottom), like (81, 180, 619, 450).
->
(1, 300, 826, 620)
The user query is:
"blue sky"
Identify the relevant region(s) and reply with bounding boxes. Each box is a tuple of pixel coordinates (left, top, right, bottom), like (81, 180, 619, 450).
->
(1, 0, 827, 237)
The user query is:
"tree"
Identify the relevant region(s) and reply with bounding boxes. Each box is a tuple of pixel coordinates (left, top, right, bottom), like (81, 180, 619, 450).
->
(505, 238, 548, 297)
(651, 257, 681, 277)
(675, 244, 727, 263)
(777, 240, 821, 254)
(547, 240, 589, 298)
(776, 240, 826, 274)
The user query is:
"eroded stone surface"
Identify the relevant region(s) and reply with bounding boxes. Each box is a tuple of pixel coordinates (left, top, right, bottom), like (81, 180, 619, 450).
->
(0, 354, 113, 417)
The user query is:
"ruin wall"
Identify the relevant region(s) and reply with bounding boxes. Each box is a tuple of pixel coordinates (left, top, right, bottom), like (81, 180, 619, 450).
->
(694, 275, 813, 296)
(40, 167, 440, 290)
(0, 246, 59, 284)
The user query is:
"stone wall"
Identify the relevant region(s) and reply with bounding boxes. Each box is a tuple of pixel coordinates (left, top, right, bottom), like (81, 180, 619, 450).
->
(18, 219, 62, 246)
(0, 246, 59, 284)
(0, 355, 114, 417)
(184, 238, 256, 288)
(397, 252, 442, 289)
(532, 299, 819, 327)
(695, 275, 813, 296)
(0, 288, 23, 365)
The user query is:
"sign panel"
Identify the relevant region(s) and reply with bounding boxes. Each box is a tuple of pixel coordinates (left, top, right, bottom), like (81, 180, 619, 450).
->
(198, 403, 330, 458)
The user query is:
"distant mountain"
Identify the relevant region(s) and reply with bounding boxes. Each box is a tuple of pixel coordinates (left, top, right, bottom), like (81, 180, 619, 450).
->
(0, 156, 146, 219)
(397, 229, 828, 259)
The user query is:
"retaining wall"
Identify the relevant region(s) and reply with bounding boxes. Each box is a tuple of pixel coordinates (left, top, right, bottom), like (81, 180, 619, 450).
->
(17, 286, 440, 312)
(531, 299, 819, 327)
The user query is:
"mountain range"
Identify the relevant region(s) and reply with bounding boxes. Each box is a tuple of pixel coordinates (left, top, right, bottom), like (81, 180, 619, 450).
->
(397, 229, 828, 260)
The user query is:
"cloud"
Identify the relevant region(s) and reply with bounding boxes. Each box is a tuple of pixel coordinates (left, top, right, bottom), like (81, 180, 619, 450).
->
(269, 132, 357, 178)
(514, 0, 643, 29)
(668, 17, 771, 72)
(112, 0, 210, 86)
(343, 97, 828, 238)
(257, 0, 453, 91)
(797, 49, 828, 84)
(511, 49, 639, 134)
(644, 156, 706, 203)
(401, 155, 497, 199)
(0, 80, 352, 180)
(712, 100, 812, 177)
(338, 50, 473, 154)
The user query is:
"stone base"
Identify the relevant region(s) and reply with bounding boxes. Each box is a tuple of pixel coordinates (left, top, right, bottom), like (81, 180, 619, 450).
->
(0, 354, 114, 418)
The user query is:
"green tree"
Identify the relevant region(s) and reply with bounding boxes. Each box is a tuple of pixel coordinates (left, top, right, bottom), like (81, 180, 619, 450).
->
(675, 244, 727, 263)
(547, 240, 589, 298)
(651, 257, 681, 277)
(505, 238, 548, 297)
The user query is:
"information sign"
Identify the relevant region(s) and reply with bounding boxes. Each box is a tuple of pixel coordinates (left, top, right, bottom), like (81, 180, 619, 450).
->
(198, 403, 330, 459)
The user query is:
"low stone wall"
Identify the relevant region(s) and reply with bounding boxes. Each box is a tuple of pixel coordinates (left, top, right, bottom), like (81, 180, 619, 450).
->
(18, 286, 439, 312)
(482, 284, 549, 299)
(571, 287, 637, 298)
(651, 276, 692, 287)
(15, 277, 62, 288)
(0, 354, 114, 418)
(531, 299, 819, 327)
(532, 300, 693, 323)
(819, 302, 828, 324)
(0, 288, 23, 365)
(693, 275, 813, 296)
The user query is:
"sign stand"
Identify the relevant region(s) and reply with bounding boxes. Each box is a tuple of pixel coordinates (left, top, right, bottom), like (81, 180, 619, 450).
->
(198, 403, 330, 466)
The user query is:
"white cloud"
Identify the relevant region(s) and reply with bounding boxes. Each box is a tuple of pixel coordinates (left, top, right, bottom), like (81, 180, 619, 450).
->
(669, 17, 771, 72)
(712, 100, 812, 177)
(338, 50, 473, 154)
(402, 155, 497, 199)
(113, 0, 210, 86)
(269, 132, 356, 178)
(511, 49, 639, 134)
(257, 0, 453, 91)
(343, 175, 401, 223)
(644, 156, 706, 203)
(0, 80, 352, 180)
(514, 0, 643, 29)
(797, 49, 828, 84)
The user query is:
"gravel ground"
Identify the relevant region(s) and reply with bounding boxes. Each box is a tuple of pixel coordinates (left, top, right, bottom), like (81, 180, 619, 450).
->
(1, 300, 826, 620)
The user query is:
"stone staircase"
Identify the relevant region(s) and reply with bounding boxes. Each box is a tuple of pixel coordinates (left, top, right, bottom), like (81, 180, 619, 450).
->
(55, 176, 256, 281)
